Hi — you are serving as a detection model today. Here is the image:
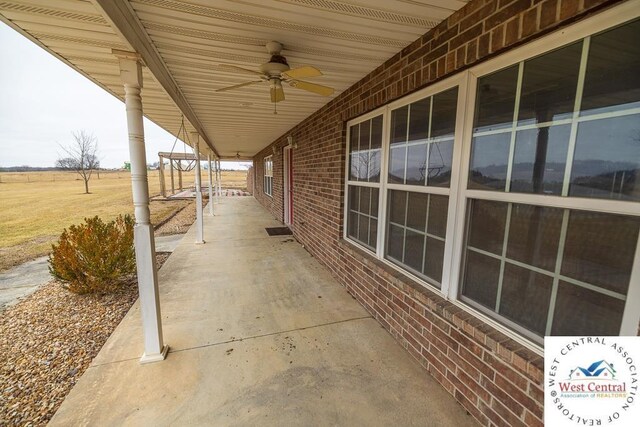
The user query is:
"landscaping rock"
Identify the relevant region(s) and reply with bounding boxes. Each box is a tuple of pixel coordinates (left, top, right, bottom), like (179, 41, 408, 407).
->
(0, 253, 170, 426)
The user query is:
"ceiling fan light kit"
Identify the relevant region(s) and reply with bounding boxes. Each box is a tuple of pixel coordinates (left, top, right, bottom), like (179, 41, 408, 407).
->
(215, 41, 335, 113)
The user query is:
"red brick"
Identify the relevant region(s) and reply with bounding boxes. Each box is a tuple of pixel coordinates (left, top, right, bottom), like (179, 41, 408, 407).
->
(495, 373, 542, 418)
(486, 0, 532, 29)
(456, 46, 467, 69)
(457, 390, 490, 426)
(491, 24, 505, 52)
(402, 327, 423, 354)
(539, 0, 558, 29)
(479, 401, 510, 427)
(457, 345, 495, 381)
(450, 23, 484, 50)
(451, 327, 484, 355)
(524, 409, 544, 427)
(458, 368, 492, 404)
(529, 382, 544, 405)
(491, 398, 528, 427)
(483, 351, 529, 391)
(447, 370, 479, 405)
(559, 0, 580, 20)
(429, 322, 460, 352)
(504, 16, 521, 46)
(460, 2, 497, 30)
(482, 377, 525, 417)
(466, 38, 478, 64)
(428, 364, 455, 395)
(478, 33, 491, 58)
(522, 6, 539, 37)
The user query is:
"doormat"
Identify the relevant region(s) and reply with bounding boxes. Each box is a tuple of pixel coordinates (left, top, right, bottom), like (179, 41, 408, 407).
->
(265, 227, 293, 236)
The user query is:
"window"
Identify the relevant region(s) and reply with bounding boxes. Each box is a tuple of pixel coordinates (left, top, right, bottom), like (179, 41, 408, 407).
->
(460, 201, 639, 341)
(343, 14, 640, 349)
(468, 21, 640, 200)
(346, 115, 383, 250)
(385, 87, 459, 288)
(264, 156, 273, 197)
(386, 190, 448, 286)
(345, 82, 462, 289)
(461, 19, 640, 344)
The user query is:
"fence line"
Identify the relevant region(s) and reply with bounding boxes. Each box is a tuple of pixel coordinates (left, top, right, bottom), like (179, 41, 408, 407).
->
(0, 170, 247, 186)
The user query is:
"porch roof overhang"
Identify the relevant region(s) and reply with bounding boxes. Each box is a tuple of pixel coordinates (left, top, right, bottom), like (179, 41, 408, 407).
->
(0, 0, 469, 159)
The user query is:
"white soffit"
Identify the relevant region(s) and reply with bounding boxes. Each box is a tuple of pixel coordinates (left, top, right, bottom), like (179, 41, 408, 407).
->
(1, 0, 468, 158)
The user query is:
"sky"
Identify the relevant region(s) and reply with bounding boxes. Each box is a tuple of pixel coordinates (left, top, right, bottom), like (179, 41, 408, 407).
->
(0, 22, 248, 170)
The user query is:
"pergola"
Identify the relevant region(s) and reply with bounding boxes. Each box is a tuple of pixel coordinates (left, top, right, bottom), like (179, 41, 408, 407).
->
(157, 151, 221, 201)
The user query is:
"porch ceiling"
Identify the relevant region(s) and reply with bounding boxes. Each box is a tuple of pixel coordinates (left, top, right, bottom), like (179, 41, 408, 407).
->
(0, 0, 469, 158)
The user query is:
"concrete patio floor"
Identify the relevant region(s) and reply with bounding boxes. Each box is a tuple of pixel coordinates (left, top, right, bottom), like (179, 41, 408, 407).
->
(49, 197, 476, 426)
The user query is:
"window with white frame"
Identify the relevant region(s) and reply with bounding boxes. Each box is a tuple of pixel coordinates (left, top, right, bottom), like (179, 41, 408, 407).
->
(460, 19, 640, 343)
(346, 115, 383, 250)
(343, 15, 640, 347)
(264, 156, 273, 197)
(385, 87, 459, 288)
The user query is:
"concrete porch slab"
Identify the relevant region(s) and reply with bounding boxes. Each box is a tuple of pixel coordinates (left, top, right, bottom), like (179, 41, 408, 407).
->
(49, 197, 476, 426)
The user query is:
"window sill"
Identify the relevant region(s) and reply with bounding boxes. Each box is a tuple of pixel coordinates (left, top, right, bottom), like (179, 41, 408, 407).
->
(337, 238, 544, 378)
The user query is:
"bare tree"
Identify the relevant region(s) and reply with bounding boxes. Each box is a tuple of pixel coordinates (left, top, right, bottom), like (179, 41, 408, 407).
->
(56, 131, 100, 194)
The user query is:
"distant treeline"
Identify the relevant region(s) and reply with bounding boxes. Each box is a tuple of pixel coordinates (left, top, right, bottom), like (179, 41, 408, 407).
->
(0, 166, 119, 172)
(0, 166, 62, 172)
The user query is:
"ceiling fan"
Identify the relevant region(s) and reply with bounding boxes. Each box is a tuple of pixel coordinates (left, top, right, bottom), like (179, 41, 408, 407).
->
(215, 41, 335, 109)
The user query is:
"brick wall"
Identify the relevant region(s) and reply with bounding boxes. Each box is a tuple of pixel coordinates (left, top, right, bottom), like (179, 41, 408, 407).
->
(253, 0, 626, 425)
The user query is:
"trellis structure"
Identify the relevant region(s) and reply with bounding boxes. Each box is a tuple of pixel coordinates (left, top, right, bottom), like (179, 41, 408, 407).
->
(158, 151, 221, 204)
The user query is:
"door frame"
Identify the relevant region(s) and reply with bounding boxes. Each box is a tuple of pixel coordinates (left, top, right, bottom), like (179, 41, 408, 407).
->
(283, 146, 293, 227)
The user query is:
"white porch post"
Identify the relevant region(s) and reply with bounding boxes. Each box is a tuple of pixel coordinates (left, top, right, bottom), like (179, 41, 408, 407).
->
(213, 159, 219, 203)
(191, 132, 205, 244)
(217, 160, 222, 198)
(158, 154, 165, 198)
(207, 153, 214, 216)
(170, 160, 175, 194)
(115, 50, 168, 364)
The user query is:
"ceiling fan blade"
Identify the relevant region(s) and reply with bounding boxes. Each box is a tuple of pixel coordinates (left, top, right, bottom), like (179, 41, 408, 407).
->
(215, 80, 262, 92)
(282, 66, 323, 79)
(218, 64, 264, 76)
(288, 80, 335, 96)
(270, 86, 285, 103)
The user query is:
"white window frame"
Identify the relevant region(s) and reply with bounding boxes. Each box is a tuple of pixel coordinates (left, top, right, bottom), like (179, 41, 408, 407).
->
(344, 73, 468, 295)
(344, 109, 386, 252)
(264, 155, 273, 197)
(342, 0, 640, 353)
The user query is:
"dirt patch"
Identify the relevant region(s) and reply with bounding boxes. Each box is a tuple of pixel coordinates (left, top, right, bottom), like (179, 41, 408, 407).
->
(0, 253, 170, 426)
(155, 201, 197, 236)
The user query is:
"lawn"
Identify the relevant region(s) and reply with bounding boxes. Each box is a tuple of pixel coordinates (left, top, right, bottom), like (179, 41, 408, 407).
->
(0, 169, 248, 271)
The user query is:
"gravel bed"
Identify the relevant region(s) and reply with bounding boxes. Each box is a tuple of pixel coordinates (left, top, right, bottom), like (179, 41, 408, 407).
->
(0, 253, 170, 426)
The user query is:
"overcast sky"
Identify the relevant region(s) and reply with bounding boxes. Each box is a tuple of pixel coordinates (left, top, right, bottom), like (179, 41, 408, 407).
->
(0, 22, 248, 170)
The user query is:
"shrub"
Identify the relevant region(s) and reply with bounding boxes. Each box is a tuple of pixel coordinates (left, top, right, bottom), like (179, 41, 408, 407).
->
(49, 215, 136, 294)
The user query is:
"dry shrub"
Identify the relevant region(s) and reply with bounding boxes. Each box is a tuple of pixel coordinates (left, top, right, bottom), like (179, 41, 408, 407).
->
(49, 215, 136, 294)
